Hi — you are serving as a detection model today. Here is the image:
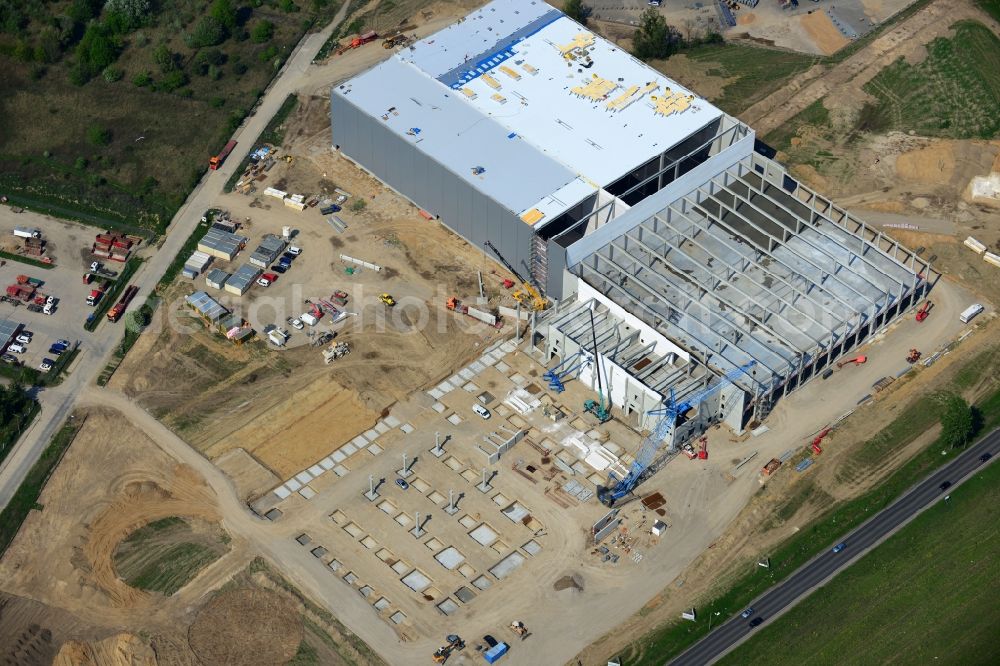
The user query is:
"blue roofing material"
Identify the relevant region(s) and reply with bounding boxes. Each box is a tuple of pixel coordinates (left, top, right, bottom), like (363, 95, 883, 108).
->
(483, 642, 509, 663)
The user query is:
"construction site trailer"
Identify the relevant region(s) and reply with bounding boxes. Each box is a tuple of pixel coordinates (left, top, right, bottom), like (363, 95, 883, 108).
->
(205, 268, 230, 290)
(198, 228, 248, 261)
(224, 263, 262, 295)
(959, 303, 984, 323)
(483, 642, 509, 664)
(183, 251, 213, 278)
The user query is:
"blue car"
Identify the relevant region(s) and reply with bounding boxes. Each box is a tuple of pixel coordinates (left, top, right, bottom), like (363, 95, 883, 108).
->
(832, 542, 846, 554)
(48, 346, 64, 356)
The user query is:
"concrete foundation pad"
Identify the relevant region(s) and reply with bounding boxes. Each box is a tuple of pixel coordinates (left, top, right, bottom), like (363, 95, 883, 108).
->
(436, 598, 460, 615)
(489, 551, 526, 580)
(401, 569, 432, 593)
(469, 523, 499, 547)
(434, 546, 466, 570)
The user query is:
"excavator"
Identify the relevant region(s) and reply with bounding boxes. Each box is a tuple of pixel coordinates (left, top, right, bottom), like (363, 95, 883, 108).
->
(432, 635, 465, 663)
(906, 348, 922, 363)
(484, 240, 547, 311)
(379, 293, 396, 307)
(836, 355, 867, 369)
(915, 300, 932, 322)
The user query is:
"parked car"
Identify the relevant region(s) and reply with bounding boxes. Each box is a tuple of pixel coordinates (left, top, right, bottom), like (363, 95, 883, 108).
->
(39, 358, 54, 372)
(257, 273, 278, 288)
(395, 478, 409, 490)
(287, 246, 302, 256)
(55, 339, 71, 348)
(472, 404, 491, 419)
(1, 353, 19, 364)
(8, 343, 26, 354)
(281, 252, 296, 263)
(15, 333, 32, 344)
(48, 346, 64, 356)
(740, 608, 755, 619)
(289, 318, 304, 330)
(271, 264, 287, 274)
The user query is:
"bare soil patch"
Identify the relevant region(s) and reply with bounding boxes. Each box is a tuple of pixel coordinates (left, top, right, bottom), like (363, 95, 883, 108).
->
(800, 11, 851, 55)
(189, 586, 303, 666)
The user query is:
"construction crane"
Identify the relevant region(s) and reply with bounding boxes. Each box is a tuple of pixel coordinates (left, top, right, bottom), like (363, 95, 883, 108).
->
(582, 308, 611, 422)
(543, 350, 592, 393)
(598, 361, 756, 507)
(484, 240, 547, 311)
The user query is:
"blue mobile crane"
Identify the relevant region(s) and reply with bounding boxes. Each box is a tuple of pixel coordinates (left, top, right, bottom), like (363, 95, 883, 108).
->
(543, 351, 592, 393)
(597, 361, 756, 507)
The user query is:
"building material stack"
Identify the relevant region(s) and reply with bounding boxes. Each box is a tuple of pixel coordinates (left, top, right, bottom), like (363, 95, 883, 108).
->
(92, 232, 133, 262)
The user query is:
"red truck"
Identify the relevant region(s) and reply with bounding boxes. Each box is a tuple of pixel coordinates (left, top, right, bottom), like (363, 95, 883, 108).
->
(337, 30, 377, 54)
(107, 285, 138, 322)
(86, 289, 103, 306)
(210, 140, 238, 170)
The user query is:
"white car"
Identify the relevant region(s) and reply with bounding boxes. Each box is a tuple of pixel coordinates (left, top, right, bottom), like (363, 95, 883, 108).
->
(290, 318, 304, 330)
(472, 403, 491, 419)
(90, 261, 101, 272)
(8, 343, 26, 354)
(288, 246, 302, 256)
(15, 333, 32, 344)
(39, 359, 54, 372)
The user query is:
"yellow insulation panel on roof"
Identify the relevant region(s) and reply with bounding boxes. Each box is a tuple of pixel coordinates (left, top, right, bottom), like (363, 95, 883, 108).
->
(520, 209, 545, 225)
(557, 32, 595, 54)
(499, 65, 521, 81)
(482, 74, 501, 90)
(461, 87, 477, 99)
(571, 74, 617, 101)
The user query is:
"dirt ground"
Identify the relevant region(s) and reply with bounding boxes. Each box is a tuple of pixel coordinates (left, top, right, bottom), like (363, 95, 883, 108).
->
(0, 406, 383, 665)
(801, 10, 851, 55)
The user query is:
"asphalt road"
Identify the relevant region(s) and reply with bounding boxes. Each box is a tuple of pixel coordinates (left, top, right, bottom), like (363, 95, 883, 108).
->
(0, 3, 349, 509)
(671, 428, 1000, 666)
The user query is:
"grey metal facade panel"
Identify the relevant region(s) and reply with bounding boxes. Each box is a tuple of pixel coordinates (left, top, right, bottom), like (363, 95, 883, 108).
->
(332, 90, 536, 279)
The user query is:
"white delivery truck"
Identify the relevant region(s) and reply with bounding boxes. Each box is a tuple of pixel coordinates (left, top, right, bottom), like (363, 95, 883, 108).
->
(959, 303, 984, 324)
(13, 226, 42, 239)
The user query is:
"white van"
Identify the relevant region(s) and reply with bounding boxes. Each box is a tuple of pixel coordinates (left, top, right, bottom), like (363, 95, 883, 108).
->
(8, 343, 26, 354)
(959, 303, 984, 324)
(300, 312, 319, 326)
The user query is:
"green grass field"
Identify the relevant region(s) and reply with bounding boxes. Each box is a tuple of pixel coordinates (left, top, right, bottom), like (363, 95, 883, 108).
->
(0, 0, 341, 233)
(668, 43, 820, 116)
(113, 516, 228, 596)
(719, 456, 1000, 666)
(614, 341, 1000, 666)
(861, 20, 1000, 139)
(977, 0, 1000, 23)
(764, 98, 831, 151)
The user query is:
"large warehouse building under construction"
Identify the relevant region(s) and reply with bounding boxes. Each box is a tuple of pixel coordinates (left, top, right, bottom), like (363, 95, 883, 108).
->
(331, 0, 935, 441)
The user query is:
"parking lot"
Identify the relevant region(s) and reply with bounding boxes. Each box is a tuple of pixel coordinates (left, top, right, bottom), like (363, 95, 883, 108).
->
(0, 209, 144, 375)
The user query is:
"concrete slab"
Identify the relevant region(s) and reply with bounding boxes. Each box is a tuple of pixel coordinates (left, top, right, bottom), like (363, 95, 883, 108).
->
(471, 575, 493, 590)
(295, 471, 314, 484)
(361, 536, 378, 549)
(428, 388, 444, 399)
(299, 486, 317, 499)
(333, 465, 349, 476)
(432, 402, 447, 413)
(359, 585, 374, 598)
(368, 443, 384, 455)
(391, 560, 410, 575)
(342, 442, 359, 456)
(285, 479, 303, 492)
(319, 457, 336, 471)
(470, 361, 487, 374)
(374, 421, 391, 434)
(495, 361, 511, 373)
(328, 559, 342, 572)
(489, 551, 526, 580)
(373, 597, 392, 611)
(459, 368, 475, 381)
(447, 413, 464, 425)
(434, 546, 466, 570)
(502, 502, 530, 523)
(400, 423, 415, 434)
(308, 464, 325, 477)
(273, 486, 291, 499)
(469, 523, 499, 547)
(332, 450, 347, 463)
(352, 435, 368, 448)
(401, 569, 432, 593)
(329, 509, 347, 524)
(377, 499, 397, 514)
(343, 522, 364, 538)
(438, 380, 454, 393)
(436, 598, 460, 615)
(343, 571, 359, 585)
(463, 382, 480, 393)
(457, 563, 476, 579)
(455, 586, 476, 603)
(390, 611, 406, 624)
(384, 414, 402, 428)
(522, 540, 542, 556)
(364, 429, 380, 441)
(424, 536, 445, 551)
